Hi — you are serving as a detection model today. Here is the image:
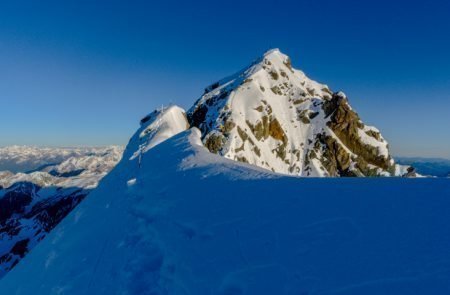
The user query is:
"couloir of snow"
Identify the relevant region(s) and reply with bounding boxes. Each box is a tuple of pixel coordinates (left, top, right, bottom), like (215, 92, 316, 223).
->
(0, 106, 449, 294)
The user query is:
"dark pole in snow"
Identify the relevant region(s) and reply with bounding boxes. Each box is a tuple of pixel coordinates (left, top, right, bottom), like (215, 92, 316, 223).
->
(138, 146, 142, 169)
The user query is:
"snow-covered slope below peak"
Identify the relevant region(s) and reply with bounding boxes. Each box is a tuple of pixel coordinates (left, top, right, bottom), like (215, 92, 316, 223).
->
(188, 49, 396, 177)
(1, 125, 449, 294)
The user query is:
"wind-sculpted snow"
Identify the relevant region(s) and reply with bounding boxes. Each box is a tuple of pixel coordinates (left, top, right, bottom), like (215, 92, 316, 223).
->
(130, 105, 189, 160)
(0, 123, 449, 294)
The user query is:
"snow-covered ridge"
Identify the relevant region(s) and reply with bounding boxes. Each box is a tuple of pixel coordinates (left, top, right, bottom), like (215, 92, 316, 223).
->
(0, 123, 448, 294)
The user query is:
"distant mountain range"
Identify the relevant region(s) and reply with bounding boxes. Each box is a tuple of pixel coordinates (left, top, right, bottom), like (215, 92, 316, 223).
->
(0, 146, 123, 277)
(0, 146, 123, 174)
(396, 157, 450, 177)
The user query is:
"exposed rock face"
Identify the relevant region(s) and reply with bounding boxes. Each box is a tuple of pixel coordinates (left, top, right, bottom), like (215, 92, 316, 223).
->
(322, 92, 393, 176)
(188, 49, 397, 177)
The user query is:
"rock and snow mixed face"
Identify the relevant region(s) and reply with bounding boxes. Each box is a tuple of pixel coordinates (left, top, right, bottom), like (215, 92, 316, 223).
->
(188, 49, 396, 177)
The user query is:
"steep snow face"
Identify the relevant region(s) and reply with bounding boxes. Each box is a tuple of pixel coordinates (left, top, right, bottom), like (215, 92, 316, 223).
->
(0, 125, 449, 294)
(188, 49, 395, 177)
(0, 147, 123, 278)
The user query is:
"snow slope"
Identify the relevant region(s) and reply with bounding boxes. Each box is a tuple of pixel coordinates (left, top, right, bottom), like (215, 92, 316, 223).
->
(0, 106, 449, 294)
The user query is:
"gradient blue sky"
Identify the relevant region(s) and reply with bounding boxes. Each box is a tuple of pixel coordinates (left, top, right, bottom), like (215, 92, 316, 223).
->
(1, 0, 449, 158)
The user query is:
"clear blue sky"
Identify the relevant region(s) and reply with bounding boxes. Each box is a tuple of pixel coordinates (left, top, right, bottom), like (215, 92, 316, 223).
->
(1, 0, 449, 158)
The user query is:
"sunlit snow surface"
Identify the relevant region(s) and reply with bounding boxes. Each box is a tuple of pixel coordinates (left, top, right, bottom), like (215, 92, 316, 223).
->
(1, 129, 449, 294)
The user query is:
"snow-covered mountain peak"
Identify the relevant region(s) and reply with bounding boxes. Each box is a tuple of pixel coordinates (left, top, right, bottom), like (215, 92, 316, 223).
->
(263, 47, 281, 56)
(188, 49, 398, 177)
(261, 48, 288, 63)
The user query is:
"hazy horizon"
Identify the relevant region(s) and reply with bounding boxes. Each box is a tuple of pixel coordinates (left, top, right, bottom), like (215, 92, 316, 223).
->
(1, 144, 449, 161)
(1, 1, 449, 158)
